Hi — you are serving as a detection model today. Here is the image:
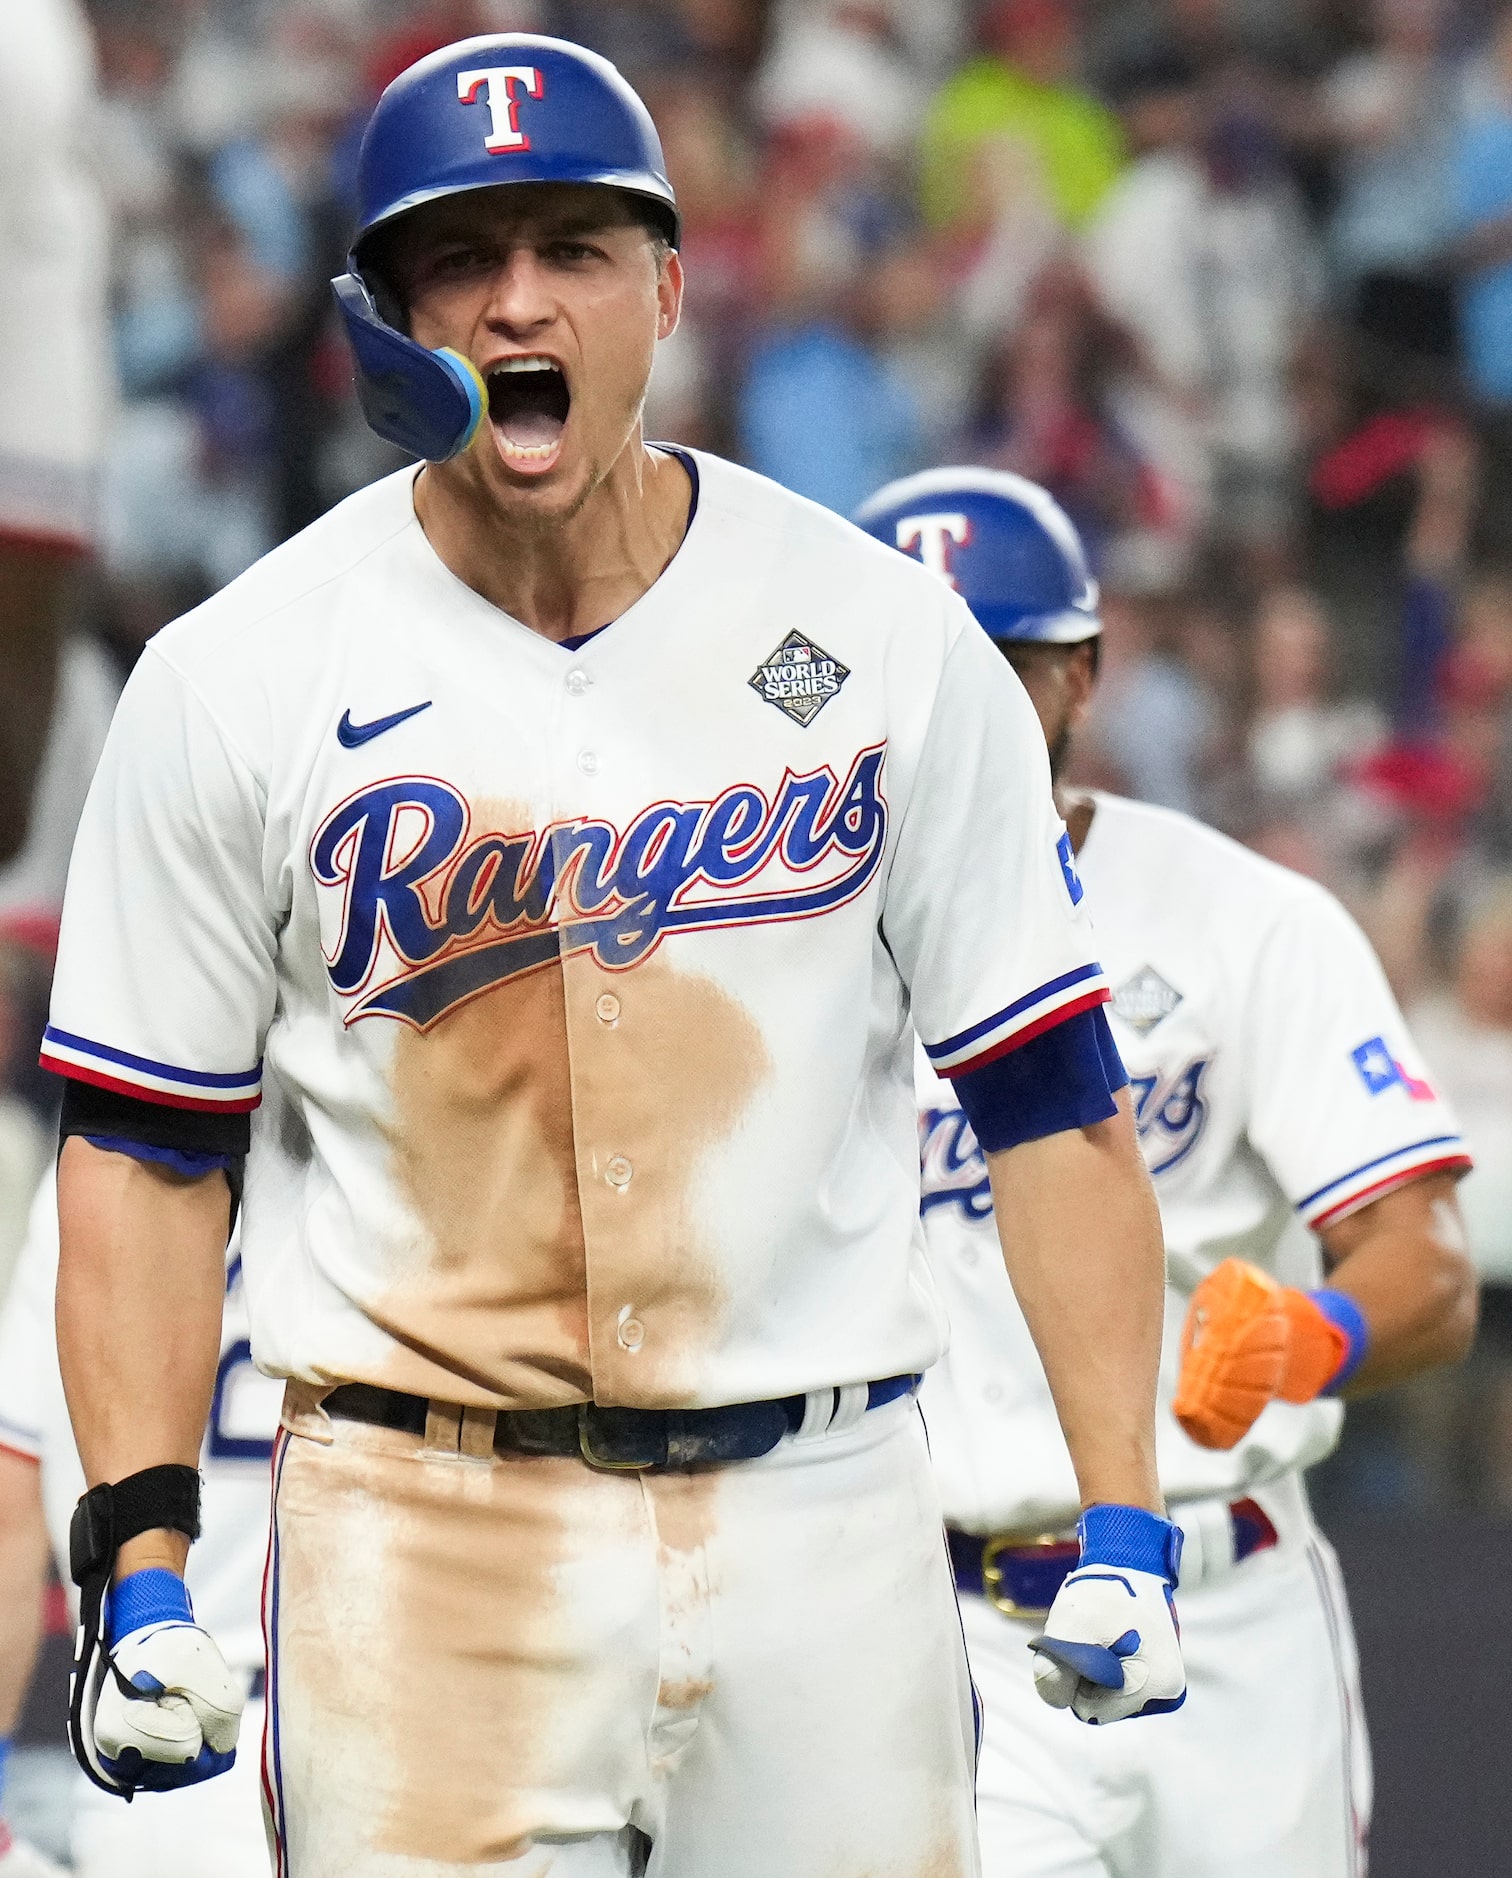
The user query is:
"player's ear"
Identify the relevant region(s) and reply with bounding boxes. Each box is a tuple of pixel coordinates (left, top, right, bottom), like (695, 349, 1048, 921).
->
(1066, 641, 1098, 725)
(656, 248, 683, 342)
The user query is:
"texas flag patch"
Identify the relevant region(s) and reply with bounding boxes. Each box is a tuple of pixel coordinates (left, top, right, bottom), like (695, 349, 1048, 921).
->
(1352, 1036, 1435, 1102)
(1057, 830, 1084, 907)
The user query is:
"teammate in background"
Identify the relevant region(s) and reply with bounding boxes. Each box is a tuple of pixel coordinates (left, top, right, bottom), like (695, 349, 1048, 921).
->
(0, 1175, 276, 1878)
(858, 467, 1479, 1878)
(0, 0, 113, 865)
(44, 36, 1180, 1878)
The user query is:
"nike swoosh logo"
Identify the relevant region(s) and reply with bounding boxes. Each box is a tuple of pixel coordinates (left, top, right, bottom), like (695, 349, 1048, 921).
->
(337, 701, 432, 748)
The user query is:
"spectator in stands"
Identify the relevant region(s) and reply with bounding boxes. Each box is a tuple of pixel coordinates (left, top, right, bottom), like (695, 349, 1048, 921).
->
(1247, 583, 1385, 816)
(1323, 0, 1461, 369)
(920, 0, 1124, 233)
(754, 2, 924, 166)
(0, 0, 112, 870)
(1086, 59, 1322, 567)
(957, 258, 1177, 563)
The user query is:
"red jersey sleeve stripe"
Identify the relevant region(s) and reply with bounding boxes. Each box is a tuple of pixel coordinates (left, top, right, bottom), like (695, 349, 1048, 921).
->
(39, 1055, 261, 1114)
(1309, 1152, 1473, 1230)
(943, 986, 1112, 1078)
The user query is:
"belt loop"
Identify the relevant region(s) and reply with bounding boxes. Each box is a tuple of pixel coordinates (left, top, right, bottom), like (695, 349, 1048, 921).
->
(829, 1382, 868, 1435)
(793, 1388, 834, 1442)
(280, 1380, 336, 1445)
(458, 1405, 498, 1462)
(423, 1400, 463, 1455)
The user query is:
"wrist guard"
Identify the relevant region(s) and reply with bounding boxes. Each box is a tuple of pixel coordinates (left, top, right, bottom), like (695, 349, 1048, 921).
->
(67, 1466, 201, 1799)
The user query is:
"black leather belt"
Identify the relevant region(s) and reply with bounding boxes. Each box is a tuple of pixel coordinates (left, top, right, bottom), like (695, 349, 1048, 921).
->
(323, 1375, 920, 1472)
(949, 1495, 1279, 1616)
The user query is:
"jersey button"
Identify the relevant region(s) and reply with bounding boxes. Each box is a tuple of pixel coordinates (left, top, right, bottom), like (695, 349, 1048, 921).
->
(605, 1154, 633, 1188)
(618, 1314, 645, 1352)
(595, 992, 621, 1025)
(566, 669, 591, 695)
(578, 750, 599, 774)
(983, 1383, 1004, 1404)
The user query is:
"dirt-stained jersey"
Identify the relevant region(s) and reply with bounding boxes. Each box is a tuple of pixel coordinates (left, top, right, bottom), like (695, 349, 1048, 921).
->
(0, 1174, 279, 1672)
(920, 792, 1470, 1533)
(45, 451, 1107, 1412)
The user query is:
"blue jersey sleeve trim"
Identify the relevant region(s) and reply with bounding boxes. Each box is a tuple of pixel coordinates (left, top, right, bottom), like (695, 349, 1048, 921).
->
(1295, 1136, 1464, 1213)
(951, 1005, 1128, 1155)
(0, 1412, 42, 1455)
(925, 963, 1106, 1063)
(42, 1026, 262, 1091)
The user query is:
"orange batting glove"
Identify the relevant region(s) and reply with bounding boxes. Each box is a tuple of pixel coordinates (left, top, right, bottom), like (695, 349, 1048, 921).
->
(1172, 1259, 1370, 1450)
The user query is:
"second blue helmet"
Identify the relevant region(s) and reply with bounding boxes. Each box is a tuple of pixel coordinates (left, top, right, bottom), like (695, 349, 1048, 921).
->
(853, 467, 1101, 645)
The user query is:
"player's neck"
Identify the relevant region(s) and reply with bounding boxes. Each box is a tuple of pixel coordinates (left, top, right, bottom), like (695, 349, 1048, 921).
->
(413, 441, 693, 642)
(1056, 784, 1096, 855)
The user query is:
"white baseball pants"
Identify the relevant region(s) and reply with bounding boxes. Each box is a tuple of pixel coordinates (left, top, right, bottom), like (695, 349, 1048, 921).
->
(964, 1475, 1370, 1877)
(261, 1388, 979, 1877)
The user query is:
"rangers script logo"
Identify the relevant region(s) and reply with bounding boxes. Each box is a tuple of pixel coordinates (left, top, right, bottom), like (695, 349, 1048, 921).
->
(311, 746, 888, 1028)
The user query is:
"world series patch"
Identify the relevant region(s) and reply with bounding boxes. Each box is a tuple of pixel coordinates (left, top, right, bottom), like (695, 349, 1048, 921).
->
(749, 631, 850, 727)
(1112, 965, 1183, 1036)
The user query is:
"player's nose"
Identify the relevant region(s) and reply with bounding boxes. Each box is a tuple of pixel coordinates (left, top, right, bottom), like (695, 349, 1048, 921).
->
(479, 249, 556, 336)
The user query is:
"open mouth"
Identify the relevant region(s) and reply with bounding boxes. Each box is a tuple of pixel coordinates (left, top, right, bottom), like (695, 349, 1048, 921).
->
(486, 356, 570, 467)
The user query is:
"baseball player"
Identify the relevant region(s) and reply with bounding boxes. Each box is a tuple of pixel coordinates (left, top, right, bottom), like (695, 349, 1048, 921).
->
(857, 466, 1479, 1878)
(43, 33, 1185, 1878)
(0, 1172, 276, 1878)
(0, 0, 112, 864)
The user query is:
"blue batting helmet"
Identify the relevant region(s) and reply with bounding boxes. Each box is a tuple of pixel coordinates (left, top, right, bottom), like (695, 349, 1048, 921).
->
(853, 467, 1101, 645)
(332, 34, 679, 463)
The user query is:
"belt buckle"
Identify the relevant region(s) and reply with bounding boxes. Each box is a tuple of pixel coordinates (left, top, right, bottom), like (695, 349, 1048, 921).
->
(981, 1533, 1071, 1620)
(576, 1404, 663, 1473)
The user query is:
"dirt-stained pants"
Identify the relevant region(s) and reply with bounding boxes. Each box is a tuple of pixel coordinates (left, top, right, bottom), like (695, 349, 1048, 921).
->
(261, 1388, 980, 1878)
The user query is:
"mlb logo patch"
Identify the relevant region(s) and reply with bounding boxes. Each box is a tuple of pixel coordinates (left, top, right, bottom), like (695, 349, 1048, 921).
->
(749, 631, 850, 727)
(1352, 1036, 1435, 1102)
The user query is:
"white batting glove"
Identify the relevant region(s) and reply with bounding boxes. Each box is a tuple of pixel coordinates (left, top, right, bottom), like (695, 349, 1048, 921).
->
(1030, 1505, 1186, 1725)
(90, 1570, 242, 1792)
(0, 1830, 68, 1877)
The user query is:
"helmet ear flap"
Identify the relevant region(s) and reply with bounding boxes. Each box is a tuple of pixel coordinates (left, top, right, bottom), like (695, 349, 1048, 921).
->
(330, 272, 487, 463)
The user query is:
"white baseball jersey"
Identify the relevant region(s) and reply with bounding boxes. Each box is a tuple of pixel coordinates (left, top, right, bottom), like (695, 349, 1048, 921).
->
(0, 1172, 280, 1673)
(920, 791, 1470, 1534)
(46, 451, 1107, 1413)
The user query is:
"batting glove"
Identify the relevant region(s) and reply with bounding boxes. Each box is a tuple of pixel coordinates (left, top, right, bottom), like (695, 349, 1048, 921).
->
(88, 1569, 242, 1792)
(1171, 1258, 1369, 1450)
(1030, 1504, 1186, 1724)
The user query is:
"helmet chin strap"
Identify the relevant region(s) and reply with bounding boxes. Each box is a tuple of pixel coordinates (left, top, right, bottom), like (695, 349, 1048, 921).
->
(331, 272, 488, 463)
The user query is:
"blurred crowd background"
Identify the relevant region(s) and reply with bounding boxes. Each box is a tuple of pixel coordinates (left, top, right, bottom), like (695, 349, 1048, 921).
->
(5, 0, 1512, 1517)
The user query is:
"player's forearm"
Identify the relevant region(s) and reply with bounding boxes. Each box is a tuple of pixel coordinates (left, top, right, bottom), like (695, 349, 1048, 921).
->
(1321, 1173, 1478, 1394)
(56, 1136, 229, 1578)
(0, 1448, 48, 1731)
(987, 1091, 1165, 1513)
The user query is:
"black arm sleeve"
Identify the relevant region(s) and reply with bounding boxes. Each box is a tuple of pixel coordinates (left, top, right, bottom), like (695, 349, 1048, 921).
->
(58, 1078, 252, 1157)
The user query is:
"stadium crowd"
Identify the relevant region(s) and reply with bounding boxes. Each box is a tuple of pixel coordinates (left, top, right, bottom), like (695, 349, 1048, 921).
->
(5, 0, 1512, 1513)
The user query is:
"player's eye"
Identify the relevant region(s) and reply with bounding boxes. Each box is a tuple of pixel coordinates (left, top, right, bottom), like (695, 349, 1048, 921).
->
(546, 239, 604, 264)
(426, 245, 488, 279)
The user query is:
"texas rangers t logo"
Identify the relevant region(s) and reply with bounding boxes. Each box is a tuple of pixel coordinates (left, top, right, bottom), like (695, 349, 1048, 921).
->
(311, 746, 889, 1028)
(456, 66, 544, 151)
(895, 512, 970, 587)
